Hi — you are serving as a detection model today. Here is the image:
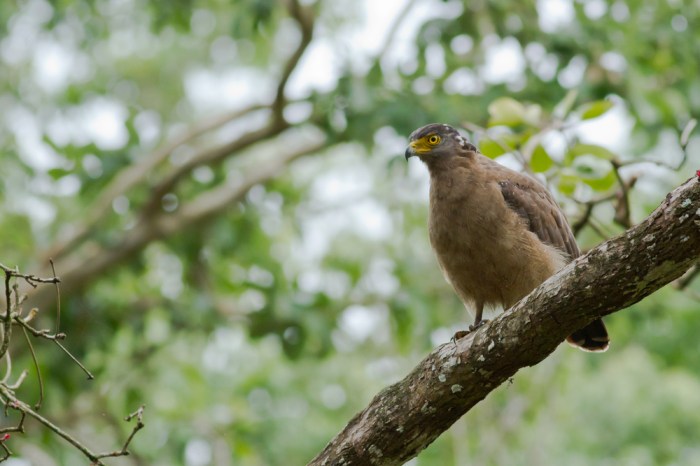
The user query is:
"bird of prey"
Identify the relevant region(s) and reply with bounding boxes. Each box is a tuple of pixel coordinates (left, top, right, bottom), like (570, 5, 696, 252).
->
(405, 123, 609, 352)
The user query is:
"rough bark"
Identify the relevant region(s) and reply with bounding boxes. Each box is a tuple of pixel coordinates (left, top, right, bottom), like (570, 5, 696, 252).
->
(309, 175, 700, 466)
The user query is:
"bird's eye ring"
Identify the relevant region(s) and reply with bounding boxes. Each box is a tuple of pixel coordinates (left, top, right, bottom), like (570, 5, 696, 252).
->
(427, 135, 441, 145)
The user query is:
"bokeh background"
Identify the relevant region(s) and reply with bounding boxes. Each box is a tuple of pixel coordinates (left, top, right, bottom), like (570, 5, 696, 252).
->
(1, 0, 700, 464)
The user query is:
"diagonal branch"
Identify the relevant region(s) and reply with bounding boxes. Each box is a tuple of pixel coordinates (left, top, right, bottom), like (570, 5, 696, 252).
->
(42, 103, 267, 262)
(136, 119, 290, 219)
(272, 0, 315, 120)
(43, 0, 316, 264)
(309, 175, 700, 466)
(137, 0, 315, 222)
(28, 136, 328, 310)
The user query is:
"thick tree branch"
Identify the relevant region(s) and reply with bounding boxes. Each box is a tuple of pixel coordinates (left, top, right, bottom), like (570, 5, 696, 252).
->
(310, 175, 700, 466)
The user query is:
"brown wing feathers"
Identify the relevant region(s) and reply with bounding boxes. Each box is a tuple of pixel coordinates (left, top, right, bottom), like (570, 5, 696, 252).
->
(498, 179, 580, 259)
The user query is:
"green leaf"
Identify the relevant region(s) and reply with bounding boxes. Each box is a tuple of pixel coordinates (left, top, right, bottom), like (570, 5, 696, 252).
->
(557, 172, 579, 196)
(478, 133, 520, 158)
(582, 168, 617, 191)
(530, 145, 553, 172)
(573, 156, 616, 191)
(48, 168, 72, 179)
(478, 138, 508, 158)
(578, 100, 614, 120)
(565, 143, 617, 165)
(487, 97, 526, 127)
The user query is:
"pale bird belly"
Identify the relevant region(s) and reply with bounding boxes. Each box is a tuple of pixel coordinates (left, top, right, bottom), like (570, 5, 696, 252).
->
(430, 223, 566, 314)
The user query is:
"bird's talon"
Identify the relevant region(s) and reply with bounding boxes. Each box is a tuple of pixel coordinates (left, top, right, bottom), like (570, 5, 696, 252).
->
(468, 319, 489, 332)
(451, 330, 470, 342)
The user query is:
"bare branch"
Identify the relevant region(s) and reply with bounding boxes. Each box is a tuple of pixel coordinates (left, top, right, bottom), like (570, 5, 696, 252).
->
(13, 318, 94, 380)
(42, 103, 267, 262)
(0, 264, 61, 287)
(138, 0, 315, 221)
(1, 271, 12, 361)
(53, 340, 94, 380)
(0, 440, 11, 462)
(0, 264, 142, 463)
(94, 405, 146, 461)
(572, 201, 594, 236)
(1, 355, 10, 386)
(272, 0, 315, 120)
(310, 176, 700, 466)
(618, 117, 696, 170)
(50, 259, 60, 333)
(1, 385, 104, 463)
(6, 370, 27, 391)
(377, 0, 417, 59)
(137, 119, 290, 219)
(20, 326, 43, 410)
(29, 136, 328, 310)
(0, 407, 25, 435)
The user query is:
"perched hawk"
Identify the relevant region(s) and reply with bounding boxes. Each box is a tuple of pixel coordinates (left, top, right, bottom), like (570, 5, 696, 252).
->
(405, 123, 609, 352)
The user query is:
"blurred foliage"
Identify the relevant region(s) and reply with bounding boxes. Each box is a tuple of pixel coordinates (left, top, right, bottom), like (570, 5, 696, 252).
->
(0, 0, 699, 465)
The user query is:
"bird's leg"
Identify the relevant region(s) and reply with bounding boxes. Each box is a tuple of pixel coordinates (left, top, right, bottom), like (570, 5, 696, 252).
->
(452, 301, 489, 341)
(469, 301, 489, 331)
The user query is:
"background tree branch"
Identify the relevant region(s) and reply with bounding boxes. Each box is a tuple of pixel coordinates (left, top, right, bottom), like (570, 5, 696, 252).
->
(40, 0, 316, 263)
(29, 132, 328, 310)
(310, 175, 700, 466)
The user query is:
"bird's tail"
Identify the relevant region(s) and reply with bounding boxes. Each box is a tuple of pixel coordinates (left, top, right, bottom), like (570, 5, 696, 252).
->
(566, 319, 609, 352)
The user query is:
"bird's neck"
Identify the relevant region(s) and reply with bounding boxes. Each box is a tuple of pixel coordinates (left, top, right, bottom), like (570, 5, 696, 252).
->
(426, 154, 478, 203)
(424, 153, 475, 176)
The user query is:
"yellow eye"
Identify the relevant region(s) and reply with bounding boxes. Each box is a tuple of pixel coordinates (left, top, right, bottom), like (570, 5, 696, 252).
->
(427, 135, 441, 145)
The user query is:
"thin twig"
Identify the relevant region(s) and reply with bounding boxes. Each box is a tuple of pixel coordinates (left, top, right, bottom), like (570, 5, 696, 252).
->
(53, 341, 94, 380)
(0, 264, 141, 464)
(1, 354, 9, 385)
(1, 271, 12, 361)
(7, 370, 27, 391)
(0, 441, 10, 462)
(618, 118, 696, 170)
(588, 216, 615, 239)
(0, 384, 107, 465)
(610, 160, 632, 229)
(50, 259, 60, 333)
(572, 202, 594, 237)
(0, 264, 61, 287)
(0, 408, 26, 434)
(13, 318, 64, 340)
(13, 318, 94, 379)
(21, 326, 43, 410)
(94, 405, 146, 461)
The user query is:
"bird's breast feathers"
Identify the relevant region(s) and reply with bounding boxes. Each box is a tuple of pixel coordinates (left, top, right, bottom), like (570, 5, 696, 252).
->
(427, 173, 564, 308)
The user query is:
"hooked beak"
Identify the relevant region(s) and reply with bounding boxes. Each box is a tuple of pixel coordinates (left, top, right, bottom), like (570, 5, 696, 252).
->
(405, 141, 418, 160)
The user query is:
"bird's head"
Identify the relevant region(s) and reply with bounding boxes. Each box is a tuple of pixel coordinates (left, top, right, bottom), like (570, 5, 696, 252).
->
(404, 123, 476, 162)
